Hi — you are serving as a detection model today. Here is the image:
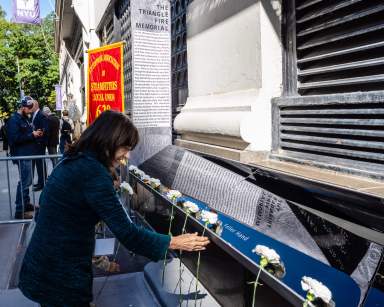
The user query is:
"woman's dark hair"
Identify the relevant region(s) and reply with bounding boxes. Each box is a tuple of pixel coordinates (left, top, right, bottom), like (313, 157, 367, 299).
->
(67, 110, 139, 167)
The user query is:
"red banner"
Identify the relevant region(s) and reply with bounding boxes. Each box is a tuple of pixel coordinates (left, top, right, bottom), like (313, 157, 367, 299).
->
(87, 42, 124, 125)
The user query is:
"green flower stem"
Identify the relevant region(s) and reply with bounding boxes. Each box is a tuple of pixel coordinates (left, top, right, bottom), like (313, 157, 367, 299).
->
(162, 203, 175, 286)
(194, 221, 208, 307)
(303, 292, 315, 307)
(249, 258, 268, 307)
(179, 211, 190, 305)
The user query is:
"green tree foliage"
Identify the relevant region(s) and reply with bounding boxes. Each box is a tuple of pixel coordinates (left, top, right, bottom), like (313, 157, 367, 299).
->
(0, 7, 59, 119)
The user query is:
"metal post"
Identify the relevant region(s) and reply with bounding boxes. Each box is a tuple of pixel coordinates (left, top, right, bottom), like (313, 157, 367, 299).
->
(16, 57, 23, 99)
(5, 160, 13, 219)
(127, 165, 132, 219)
(0, 154, 62, 221)
(31, 160, 36, 207)
(43, 156, 47, 186)
(18, 160, 25, 217)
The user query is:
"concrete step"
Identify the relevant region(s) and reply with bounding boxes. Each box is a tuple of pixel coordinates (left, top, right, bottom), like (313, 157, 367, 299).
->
(0, 289, 38, 307)
(93, 272, 160, 307)
(0, 224, 25, 289)
(144, 259, 220, 307)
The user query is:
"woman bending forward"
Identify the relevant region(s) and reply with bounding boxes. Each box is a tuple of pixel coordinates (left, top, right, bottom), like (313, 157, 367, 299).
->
(19, 111, 209, 307)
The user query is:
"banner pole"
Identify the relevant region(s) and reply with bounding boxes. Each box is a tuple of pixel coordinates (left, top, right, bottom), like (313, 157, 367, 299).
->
(16, 56, 23, 99)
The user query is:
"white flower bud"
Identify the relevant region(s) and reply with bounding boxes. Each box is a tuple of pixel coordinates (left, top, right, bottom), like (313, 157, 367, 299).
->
(120, 181, 134, 195)
(301, 276, 332, 304)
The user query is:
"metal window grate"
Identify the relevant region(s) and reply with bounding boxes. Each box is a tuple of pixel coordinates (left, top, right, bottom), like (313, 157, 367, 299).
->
(116, 0, 132, 113)
(295, 0, 384, 95)
(171, 0, 190, 116)
(272, 1, 384, 179)
(272, 92, 384, 179)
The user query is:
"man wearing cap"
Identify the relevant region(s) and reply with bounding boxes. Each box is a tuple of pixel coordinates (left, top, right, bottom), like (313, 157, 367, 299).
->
(31, 98, 49, 191)
(42, 106, 60, 168)
(7, 97, 43, 219)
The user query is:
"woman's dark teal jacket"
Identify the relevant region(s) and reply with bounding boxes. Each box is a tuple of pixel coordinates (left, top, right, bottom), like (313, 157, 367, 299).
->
(19, 152, 170, 306)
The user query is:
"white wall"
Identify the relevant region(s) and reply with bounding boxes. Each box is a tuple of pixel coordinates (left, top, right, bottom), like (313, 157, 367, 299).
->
(174, 0, 282, 153)
(58, 0, 110, 122)
(187, 3, 261, 97)
(59, 49, 81, 108)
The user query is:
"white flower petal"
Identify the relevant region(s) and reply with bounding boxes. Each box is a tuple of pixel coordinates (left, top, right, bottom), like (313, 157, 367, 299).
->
(129, 166, 146, 179)
(201, 210, 218, 224)
(142, 174, 150, 181)
(183, 201, 200, 213)
(128, 165, 138, 171)
(301, 276, 332, 304)
(149, 178, 161, 186)
(252, 245, 281, 263)
(120, 181, 134, 195)
(166, 190, 182, 200)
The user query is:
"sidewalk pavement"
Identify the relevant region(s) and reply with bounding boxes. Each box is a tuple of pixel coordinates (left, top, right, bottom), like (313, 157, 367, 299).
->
(0, 144, 53, 220)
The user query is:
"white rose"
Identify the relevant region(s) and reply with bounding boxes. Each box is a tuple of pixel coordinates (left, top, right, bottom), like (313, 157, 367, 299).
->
(149, 178, 161, 186)
(183, 201, 199, 213)
(120, 181, 134, 195)
(137, 170, 146, 178)
(252, 245, 280, 263)
(301, 276, 332, 304)
(142, 174, 150, 181)
(128, 165, 138, 171)
(129, 166, 146, 179)
(201, 210, 218, 224)
(166, 190, 182, 201)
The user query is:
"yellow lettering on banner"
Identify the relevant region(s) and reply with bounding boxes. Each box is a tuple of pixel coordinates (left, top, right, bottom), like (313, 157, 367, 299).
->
(105, 93, 115, 101)
(96, 104, 112, 117)
(91, 81, 118, 91)
(89, 54, 120, 72)
(92, 93, 104, 101)
(89, 55, 104, 72)
(102, 55, 120, 70)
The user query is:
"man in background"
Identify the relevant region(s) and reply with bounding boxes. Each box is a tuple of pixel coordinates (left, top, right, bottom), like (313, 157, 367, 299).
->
(31, 98, 49, 191)
(59, 110, 74, 154)
(43, 106, 60, 168)
(1, 117, 9, 152)
(7, 97, 42, 219)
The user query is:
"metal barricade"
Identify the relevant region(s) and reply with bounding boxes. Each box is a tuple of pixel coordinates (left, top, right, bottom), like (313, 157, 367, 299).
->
(0, 154, 62, 222)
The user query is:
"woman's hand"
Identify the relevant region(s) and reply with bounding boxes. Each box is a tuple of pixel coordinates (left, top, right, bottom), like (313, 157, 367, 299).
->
(169, 232, 210, 252)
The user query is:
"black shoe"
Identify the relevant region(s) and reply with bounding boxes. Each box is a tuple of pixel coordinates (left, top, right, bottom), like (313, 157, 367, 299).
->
(14, 211, 34, 219)
(25, 203, 37, 211)
(33, 185, 44, 192)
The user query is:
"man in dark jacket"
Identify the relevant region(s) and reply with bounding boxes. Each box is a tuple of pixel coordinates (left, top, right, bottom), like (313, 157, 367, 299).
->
(43, 106, 60, 167)
(1, 117, 9, 152)
(31, 98, 49, 191)
(7, 97, 43, 219)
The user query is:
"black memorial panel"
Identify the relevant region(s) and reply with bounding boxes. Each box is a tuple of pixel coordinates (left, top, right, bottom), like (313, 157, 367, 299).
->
(135, 145, 384, 306)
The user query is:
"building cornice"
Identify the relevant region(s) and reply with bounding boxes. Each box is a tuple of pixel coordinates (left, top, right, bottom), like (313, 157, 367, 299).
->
(54, 0, 64, 53)
(95, 0, 116, 35)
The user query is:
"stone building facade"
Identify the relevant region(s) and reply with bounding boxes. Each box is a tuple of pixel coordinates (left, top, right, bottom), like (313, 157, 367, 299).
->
(56, 0, 384, 186)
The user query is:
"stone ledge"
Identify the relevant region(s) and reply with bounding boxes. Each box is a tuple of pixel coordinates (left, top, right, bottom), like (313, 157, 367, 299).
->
(181, 132, 249, 150)
(175, 139, 243, 161)
(175, 140, 384, 198)
(251, 158, 384, 198)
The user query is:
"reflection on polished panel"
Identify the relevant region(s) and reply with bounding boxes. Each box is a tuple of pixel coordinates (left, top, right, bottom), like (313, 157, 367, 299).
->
(130, 145, 383, 307)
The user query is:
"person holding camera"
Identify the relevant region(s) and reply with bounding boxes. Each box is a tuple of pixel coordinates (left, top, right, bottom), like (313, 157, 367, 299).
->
(31, 98, 49, 191)
(59, 109, 74, 154)
(7, 96, 43, 219)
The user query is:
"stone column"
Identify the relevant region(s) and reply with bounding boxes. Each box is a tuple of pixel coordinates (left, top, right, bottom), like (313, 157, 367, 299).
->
(174, 0, 282, 163)
(129, 0, 172, 165)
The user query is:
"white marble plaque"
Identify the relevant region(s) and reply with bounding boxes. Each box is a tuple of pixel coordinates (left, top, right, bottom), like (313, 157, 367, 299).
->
(131, 0, 171, 128)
